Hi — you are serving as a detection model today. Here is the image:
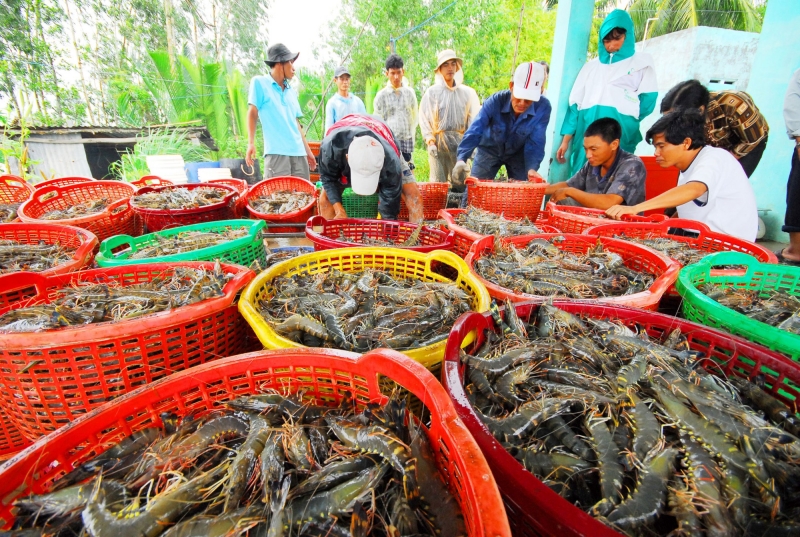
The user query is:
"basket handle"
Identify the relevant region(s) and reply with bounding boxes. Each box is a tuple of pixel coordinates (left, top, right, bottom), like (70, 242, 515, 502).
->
(660, 218, 711, 237)
(645, 213, 669, 223)
(425, 249, 470, 282)
(0, 271, 50, 310)
(307, 215, 326, 228)
(99, 234, 136, 258)
(464, 177, 478, 187)
(223, 265, 257, 294)
(108, 198, 131, 221)
(697, 251, 762, 271)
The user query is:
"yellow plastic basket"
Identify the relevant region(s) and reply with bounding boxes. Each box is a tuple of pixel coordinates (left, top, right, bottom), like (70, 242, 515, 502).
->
(239, 247, 491, 371)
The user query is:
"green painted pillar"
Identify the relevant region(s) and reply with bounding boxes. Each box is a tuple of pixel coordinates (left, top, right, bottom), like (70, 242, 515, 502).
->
(542, 0, 595, 182)
(746, 0, 800, 241)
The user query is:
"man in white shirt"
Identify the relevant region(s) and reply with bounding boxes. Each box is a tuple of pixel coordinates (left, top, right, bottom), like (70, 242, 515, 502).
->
(606, 109, 758, 241)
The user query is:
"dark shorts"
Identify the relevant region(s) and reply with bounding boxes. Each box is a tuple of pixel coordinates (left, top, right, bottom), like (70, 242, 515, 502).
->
(738, 136, 768, 178)
(401, 152, 415, 170)
(783, 149, 800, 234)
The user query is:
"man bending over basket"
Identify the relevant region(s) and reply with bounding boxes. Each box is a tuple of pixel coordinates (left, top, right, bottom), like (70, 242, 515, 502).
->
(317, 114, 423, 223)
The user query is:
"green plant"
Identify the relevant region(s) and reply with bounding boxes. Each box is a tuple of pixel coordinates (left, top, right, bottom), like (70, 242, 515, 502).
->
(412, 147, 430, 183)
(0, 106, 40, 182)
(109, 128, 213, 182)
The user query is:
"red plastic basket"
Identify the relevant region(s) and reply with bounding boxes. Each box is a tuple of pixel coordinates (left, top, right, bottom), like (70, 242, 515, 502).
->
(641, 156, 680, 217)
(0, 262, 256, 440)
(305, 215, 456, 253)
(0, 175, 33, 223)
(130, 175, 174, 189)
(544, 201, 668, 233)
(442, 301, 800, 537)
(17, 181, 137, 243)
(465, 233, 679, 309)
(0, 223, 99, 309)
(34, 176, 94, 190)
(246, 175, 317, 233)
(438, 208, 561, 258)
(0, 348, 511, 537)
(0, 413, 30, 462)
(464, 176, 547, 220)
(583, 218, 779, 298)
(398, 182, 450, 221)
(131, 183, 238, 232)
(208, 177, 249, 217)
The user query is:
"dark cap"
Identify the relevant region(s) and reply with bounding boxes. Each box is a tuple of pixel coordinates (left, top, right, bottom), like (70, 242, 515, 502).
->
(265, 43, 299, 67)
(334, 66, 351, 78)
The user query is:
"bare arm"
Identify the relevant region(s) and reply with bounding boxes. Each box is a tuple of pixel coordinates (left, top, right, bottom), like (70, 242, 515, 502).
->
(553, 188, 623, 210)
(606, 182, 708, 219)
(544, 181, 569, 195)
(245, 105, 259, 166)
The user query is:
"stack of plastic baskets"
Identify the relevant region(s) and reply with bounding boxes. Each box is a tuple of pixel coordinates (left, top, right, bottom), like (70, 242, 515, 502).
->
(246, 176, 317, 232)
(464, 176, 547, 220)
(305, 215, 455, 253)
(398, 182, 450, 221)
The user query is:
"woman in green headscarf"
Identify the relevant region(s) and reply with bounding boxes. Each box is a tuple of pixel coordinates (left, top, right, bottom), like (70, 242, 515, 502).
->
(555, 9, 658, 176)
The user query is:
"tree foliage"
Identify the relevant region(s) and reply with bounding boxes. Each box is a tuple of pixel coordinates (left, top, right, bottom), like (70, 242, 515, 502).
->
(627, 0, 763, 40)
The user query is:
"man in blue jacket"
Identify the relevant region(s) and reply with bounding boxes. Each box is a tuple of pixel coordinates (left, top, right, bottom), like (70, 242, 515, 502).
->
(453, 62, 551, 189)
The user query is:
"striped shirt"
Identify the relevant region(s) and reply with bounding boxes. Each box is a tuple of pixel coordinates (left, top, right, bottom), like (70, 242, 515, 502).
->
(705, 90, 769, 158)
(373, 82, 418, 154)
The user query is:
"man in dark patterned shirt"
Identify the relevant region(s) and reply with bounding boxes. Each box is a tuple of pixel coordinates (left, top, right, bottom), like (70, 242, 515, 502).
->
(660, 80, 769, 177)
(544, 117, 646, 209)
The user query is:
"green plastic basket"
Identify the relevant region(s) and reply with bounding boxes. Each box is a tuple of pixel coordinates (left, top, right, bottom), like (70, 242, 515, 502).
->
(676, 250, 800, 361)
(342, 187, 379, 218)
(96, 219, 267, 268)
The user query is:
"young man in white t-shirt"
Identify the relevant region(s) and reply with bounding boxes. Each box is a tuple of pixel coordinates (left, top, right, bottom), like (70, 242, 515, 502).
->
(606, 109, 758, 241)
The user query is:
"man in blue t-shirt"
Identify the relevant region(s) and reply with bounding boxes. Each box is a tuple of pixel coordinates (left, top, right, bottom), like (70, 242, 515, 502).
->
(325, 66, 367, 131)
(245, 43, 317, 180)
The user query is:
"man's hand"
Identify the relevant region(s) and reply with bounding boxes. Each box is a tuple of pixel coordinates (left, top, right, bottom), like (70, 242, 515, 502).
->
(605, 204, 639, 220)
(245, 143, 257, 167)
(550, 187, 572, 203)
(556, 137, 571, 164)
(452, 161, 469, 187)
(307, 153, 317, 172)
(427, 143, 438, 159)
(527, 169, 543, 182)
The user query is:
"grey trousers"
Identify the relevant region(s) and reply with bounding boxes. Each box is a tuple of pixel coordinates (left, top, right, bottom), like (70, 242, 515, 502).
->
(264, 154, 310, 180)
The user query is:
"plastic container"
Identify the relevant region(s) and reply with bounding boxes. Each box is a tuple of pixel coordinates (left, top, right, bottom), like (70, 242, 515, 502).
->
(442, 300, 800, 537)
(131, 183, 238, 232)
(342, 186, 380, 218)
(96, 219, 266, 268)
(207, 178, 249, 217)
(131, 175, 174, 189)
(33, 176, 94, 190)
(641, 156, 680, 217)
(265, 245, 316, 267)
(465, 233, 680, 310)
(305, 215, 455, 253)
(0, 348, 511, 537)
(0, 175, 34, 223)
(398, 182, 450, 221)
(246, 176, 317, 233)
(239, 247, 491, 373)
(185, 161, 219, 183)
(583, 218, 778, 298)
(17, 180, 137, 243)
(677, 250, 800, 361)
(464, 176, 547, 220)
(438, 208, 561, 259)
(0, 262, 256, 440)
(0, 414, 30, 462)
(544, 201, 668, 234)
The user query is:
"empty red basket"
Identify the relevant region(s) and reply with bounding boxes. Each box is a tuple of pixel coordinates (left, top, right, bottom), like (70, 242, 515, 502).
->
(246, 175, 317, 233)
(442, 301, 800, 537)
(464, 176, 547, 220)
(18, 181, 137, 243)
(465, 233, 679, 310)
(131, 183, 238, 232)
(398, 182, 450, 220)
(305, 215, 455, 252)
(583, 217, 778, 298)
(0, 348, 511, 537)
(0, 262, 255, 440)
(544, 201, 668, 233)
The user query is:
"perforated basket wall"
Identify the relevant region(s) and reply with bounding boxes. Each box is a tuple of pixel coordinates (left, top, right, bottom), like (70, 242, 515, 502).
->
(131, 176, 174, 189)
(399, 182, 449, 220)
(131, 183, 238, 232)
(246, 176, 317, 232)
(0, 175, 34, 206)
(34, 177, 94, 190)
(305, 215, 455, 253)
(207, 178, 249, 217)
(342, 187, 380, 218)
(465, 233, 679, 310)
(544, 201, 668, 234)
(0, 262, 256, 439)
(442, 301, 800, 537)
(464, 177, 546, 220)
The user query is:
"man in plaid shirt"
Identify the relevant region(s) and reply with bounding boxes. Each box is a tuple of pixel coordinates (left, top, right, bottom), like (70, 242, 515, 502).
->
(373, 54, 418, 168)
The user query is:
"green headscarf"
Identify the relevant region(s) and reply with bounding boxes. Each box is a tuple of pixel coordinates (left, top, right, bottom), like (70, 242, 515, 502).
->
(598, 9, 636, 64)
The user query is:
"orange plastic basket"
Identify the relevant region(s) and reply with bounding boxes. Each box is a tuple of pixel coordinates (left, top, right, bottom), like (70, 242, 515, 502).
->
(131, 175, 174, 189)
(305, 215, 456, 252)
(245, 175, 317, 233)
(208, 177, 249, 217)
(464, 233, 679, 309)
(464, 176, 546, 220)
(0, 223, 99, 309)
(0, 175, 34, 223)
(0, 262, 256, 440)
(131, 183, 238, 232)
(583, 218, 779, 299)
(544, 201, 668, 234)
(34, 176, 94, 190)
(398, 182, 450, 220)
(18, 181, 137, 242)
(0, 413, 30, 462)
(0, 349, 510, 537)
(438, 208, 560, 258)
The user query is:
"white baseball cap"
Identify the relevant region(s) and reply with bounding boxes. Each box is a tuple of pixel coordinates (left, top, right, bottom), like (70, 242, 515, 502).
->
(348, 136, 385, 195)
(512, 62, 545, 102)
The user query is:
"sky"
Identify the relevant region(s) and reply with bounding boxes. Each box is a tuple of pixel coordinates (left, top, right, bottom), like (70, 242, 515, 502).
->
(266, 0, 344, 71)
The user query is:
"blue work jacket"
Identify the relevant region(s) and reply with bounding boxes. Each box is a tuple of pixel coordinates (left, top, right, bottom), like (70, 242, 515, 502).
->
(457, 90, 551, 180)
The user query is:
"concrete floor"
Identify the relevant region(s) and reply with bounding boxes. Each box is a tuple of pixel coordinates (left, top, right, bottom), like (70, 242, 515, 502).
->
(758, 240, 787, 254)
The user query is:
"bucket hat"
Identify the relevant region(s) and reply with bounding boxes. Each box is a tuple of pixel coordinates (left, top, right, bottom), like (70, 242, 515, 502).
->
(265, 43, 299, 67)
(435, 49, 462, 71)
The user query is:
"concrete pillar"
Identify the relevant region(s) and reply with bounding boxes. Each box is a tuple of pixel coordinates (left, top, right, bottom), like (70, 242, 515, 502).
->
(746, 0, 800, 241)
(541, 0, 595, 182)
